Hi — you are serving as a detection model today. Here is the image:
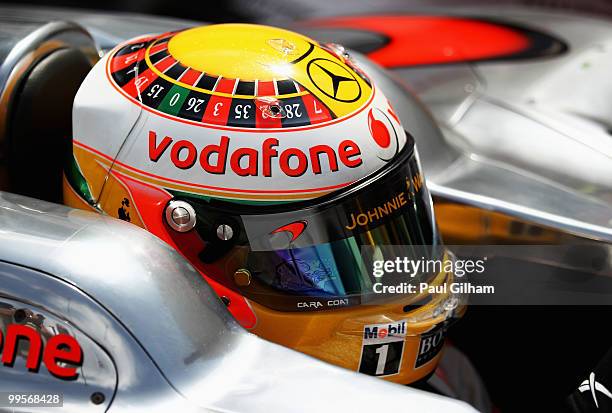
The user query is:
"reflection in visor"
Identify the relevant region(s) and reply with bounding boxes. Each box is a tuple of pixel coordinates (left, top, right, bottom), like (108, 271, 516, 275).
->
(252, 236, 377, 297)
(266, 244, 348, 296)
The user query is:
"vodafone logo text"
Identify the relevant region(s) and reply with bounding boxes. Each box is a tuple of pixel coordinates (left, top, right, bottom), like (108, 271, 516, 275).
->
(148, 131, 363, 177)
(1, 324, 82, 380)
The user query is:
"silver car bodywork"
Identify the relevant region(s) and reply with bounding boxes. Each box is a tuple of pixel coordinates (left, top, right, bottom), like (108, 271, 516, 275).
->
(399, 9, 612, 242)
(293, 7, 612, 242)
(0, 192, 476, 412)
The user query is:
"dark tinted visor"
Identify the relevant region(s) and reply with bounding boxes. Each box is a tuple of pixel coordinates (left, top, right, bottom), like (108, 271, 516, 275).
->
(175, 135, 442, 311)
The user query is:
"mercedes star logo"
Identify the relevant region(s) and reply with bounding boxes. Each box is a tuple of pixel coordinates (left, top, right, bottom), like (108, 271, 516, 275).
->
(306, 58, 361, 103)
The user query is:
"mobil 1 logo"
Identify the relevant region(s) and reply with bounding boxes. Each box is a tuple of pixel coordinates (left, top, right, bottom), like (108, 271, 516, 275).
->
(415, 324, 446, 368)
(358, 320, 407, 377)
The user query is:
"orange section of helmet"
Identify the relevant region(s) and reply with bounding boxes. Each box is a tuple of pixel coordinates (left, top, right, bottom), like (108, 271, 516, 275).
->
(248, 297, 445, 385)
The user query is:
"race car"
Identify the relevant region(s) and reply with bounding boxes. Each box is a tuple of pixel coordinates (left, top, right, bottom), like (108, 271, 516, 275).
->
(0, 4, 610, 413)
(0, 8, 488, 412)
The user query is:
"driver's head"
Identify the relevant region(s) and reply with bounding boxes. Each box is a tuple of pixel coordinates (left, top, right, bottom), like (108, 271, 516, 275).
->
(64, 23, 464, 384)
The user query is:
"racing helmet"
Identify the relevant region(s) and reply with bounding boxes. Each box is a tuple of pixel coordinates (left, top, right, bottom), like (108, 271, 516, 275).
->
(64, 23, 465, 384)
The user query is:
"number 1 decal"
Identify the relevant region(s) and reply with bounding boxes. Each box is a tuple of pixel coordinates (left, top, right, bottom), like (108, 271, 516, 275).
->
(358, 321, 407, 377)
(375, 344, 389, 375)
